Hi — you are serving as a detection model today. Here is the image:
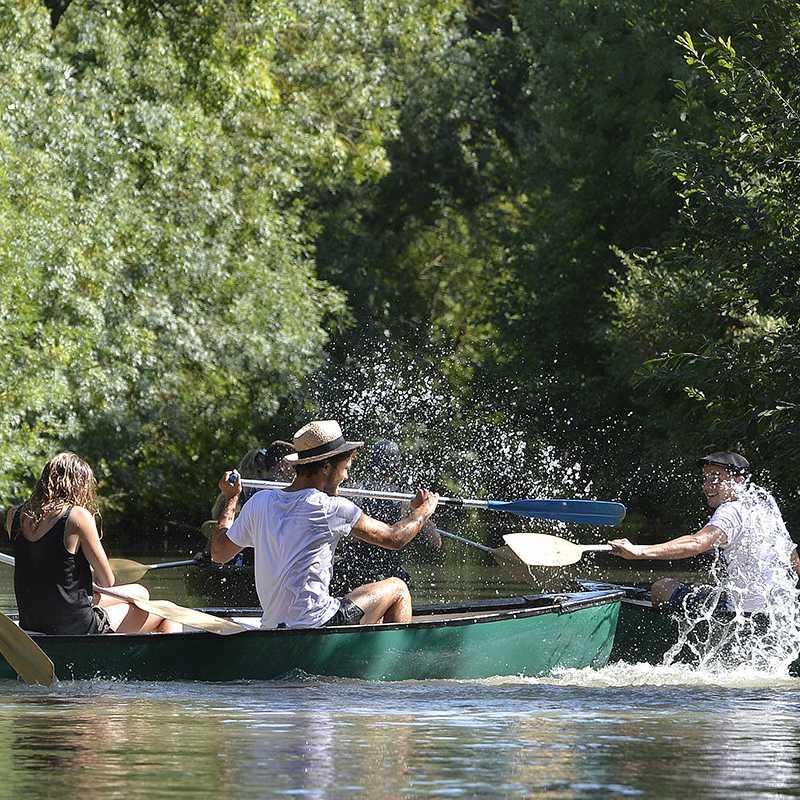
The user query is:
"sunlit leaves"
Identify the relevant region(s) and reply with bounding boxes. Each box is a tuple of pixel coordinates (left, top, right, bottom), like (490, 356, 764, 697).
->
(1, 0, 443, 525)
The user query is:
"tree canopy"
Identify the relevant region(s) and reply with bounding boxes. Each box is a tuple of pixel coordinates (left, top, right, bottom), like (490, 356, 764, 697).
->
(1, 0, 798, 539)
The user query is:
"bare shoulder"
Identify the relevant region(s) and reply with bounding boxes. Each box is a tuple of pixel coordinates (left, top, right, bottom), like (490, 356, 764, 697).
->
(67, 505, 97, 531)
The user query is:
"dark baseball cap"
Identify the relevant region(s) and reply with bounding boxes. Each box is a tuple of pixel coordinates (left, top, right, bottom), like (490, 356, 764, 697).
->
(697, 451, 750, 474)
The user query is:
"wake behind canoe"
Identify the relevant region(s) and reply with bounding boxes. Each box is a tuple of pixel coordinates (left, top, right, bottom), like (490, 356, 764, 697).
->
(0, 590, 622, 682)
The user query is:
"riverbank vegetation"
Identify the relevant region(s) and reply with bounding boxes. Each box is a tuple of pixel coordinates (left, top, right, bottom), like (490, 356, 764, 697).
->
(1, 0, 798, 543)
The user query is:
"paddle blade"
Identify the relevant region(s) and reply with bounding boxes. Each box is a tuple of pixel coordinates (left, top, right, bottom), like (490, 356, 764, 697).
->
(109, 558, 150, 584)
(489, 545, 526, 566)
(488, 499, 626, 526)
(502, 533, 586, 567)
(0, 613, 55, 686)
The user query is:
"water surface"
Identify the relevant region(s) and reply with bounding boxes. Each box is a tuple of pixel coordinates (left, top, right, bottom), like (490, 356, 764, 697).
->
(1, 558, 798, 799)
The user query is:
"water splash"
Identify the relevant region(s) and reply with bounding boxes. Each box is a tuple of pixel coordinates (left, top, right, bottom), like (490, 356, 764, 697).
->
(504, 661, 800, 689)
(663, 480, 800, 673)
(306, 340, 601, 508)
(304, 339, 617, 594)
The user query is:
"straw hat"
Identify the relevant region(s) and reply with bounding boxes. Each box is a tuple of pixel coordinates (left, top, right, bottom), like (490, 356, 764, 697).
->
(285, 420, 364, 465)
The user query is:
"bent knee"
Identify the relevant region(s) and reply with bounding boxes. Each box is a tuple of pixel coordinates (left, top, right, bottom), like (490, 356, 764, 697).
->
(117, 583, 150, 601)
(382, 576, 410, 599)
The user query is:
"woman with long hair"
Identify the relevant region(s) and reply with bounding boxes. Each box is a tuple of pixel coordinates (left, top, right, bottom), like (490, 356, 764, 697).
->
(4, 452, 178, 634)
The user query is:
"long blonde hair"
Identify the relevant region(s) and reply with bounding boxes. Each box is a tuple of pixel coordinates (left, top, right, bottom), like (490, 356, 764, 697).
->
(23, 452, 98, 529)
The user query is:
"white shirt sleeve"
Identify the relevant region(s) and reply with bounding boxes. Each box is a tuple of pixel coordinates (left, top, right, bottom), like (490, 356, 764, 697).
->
(708, 501, 744, 546)
(326, 496, 363, 537)
(226, 497, 255, 548)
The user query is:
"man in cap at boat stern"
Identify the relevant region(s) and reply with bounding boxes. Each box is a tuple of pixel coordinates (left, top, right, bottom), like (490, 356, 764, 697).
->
(211, 420, 439, 629)
(607, 451, 799, 614)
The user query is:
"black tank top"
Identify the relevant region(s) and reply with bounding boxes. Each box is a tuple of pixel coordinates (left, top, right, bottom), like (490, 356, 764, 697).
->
(11, 507, 97, 634)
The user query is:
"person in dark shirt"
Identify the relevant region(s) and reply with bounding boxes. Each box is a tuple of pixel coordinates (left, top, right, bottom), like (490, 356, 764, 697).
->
(4, 452, 178, 634)
(197, 441, 295, 572)
(210, 441, 295, 520)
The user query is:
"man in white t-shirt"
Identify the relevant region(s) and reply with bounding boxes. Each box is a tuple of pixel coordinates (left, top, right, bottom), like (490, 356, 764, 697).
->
(210, 420, 439, 629)
(608, 452, 799, 614)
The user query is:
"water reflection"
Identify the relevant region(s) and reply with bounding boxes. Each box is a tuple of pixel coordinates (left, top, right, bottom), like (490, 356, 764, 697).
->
(2, 561, 800, 799)
(1, 680, 800, 798)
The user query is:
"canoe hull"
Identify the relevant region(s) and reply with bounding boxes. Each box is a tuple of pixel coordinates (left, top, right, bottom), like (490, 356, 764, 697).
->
(0, 592, 621, 682)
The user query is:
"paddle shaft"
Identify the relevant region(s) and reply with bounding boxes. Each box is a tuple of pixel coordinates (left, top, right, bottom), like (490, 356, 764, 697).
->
(435, 528, 492, 554)
(236, 478, 626, 525)
(108, 557, 196, 574)
(145, 559, 197, 571)
(239, 478, 490, 510)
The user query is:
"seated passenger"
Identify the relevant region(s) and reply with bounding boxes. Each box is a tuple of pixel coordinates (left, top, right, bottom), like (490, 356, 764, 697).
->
(198, 441, 295, 567)
(210, 440, 295, 520)
(4, 452, 178, 634)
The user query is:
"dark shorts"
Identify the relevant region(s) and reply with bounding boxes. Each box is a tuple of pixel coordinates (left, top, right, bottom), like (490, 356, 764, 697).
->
(666, 582, 731, 615)
(323, 598, 365, 627)
(89, 605, 113, 635)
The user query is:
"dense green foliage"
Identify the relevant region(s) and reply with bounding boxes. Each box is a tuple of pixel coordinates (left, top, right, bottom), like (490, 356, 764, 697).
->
(1, 0, 798, 540)
(608, 6, 800, 517)
(0, 0, 457, 531)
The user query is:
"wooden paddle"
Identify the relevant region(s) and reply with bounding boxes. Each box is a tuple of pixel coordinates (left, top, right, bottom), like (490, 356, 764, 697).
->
(108, 557, 197, 585)
(0, 553, 247, 636)
(502, 532, 611, 567)
(92, 586, 247, 635)
(237, 477, 627, 526)
(0, 611, 55, 686)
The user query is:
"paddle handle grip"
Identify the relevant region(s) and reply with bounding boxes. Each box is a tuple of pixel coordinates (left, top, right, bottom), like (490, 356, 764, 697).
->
(582, 545, 613, 552)
(238, 479, 487, 509)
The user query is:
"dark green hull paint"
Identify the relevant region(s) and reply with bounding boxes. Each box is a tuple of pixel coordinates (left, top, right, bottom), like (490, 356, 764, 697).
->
(611, 596, 679, 664)
(579, 580, 701, 663)
(0, 592, 622, 682)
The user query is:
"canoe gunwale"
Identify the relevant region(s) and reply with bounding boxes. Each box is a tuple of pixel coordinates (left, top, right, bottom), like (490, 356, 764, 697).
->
(7, 590, 624, 643)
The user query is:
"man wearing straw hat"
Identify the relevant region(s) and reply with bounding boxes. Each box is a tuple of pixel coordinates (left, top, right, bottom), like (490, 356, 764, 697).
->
(211, 420, 439, 629)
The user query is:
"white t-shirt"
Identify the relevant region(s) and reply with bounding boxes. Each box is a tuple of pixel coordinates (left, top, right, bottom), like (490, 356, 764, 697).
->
(226, 488, 363, 628)
(709, 490, 796, 612)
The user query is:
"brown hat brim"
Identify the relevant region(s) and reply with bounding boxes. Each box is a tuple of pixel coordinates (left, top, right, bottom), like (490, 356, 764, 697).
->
(285, 441, 364, 465)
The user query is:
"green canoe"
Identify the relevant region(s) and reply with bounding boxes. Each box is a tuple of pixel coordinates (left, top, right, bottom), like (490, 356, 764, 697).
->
(0, 590, 622, 682)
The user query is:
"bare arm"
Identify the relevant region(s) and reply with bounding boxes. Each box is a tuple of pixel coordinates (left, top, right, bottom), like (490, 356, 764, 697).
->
(791, 547, 800, 577)
(4, 506, 13, 541)
(351, 489, 439, 550)
(210, 471, 244, 564)
(608, 524, 726, 561)
(71, 506, 115, 586)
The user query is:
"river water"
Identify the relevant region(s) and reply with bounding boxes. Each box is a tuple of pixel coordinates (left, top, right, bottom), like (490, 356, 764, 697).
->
(1, 557, 799, 799)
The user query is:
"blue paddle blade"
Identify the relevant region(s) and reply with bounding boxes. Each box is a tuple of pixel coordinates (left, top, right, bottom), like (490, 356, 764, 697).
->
(486, 499, 626, 526)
